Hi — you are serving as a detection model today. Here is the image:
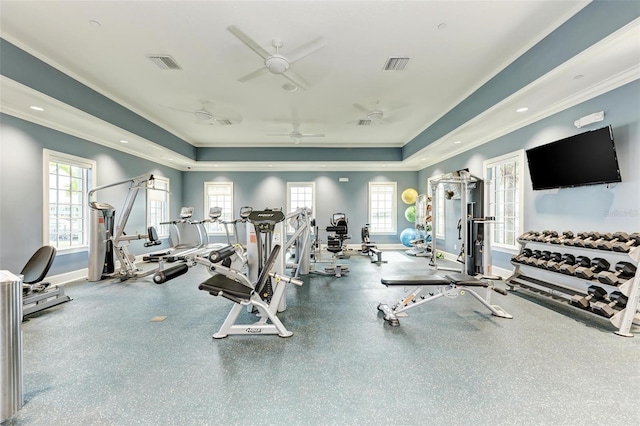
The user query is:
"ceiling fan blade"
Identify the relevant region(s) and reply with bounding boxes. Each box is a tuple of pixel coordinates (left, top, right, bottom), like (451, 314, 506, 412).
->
(353, 104, 370, 114)
(238, 66, 270, 82)
(227, 25, 271, 59)
(267, 133, 293, 136)
(287, 37, 326, 64)
(282, 69, 310, 90)
(161, 104, 195, 115)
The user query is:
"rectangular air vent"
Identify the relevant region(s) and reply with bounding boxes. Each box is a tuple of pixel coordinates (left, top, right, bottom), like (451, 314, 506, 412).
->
(215, 119, 233, 126)
(358, 119, 373, 126)
(383, 57, 410, 71)
(147, 55, 182, 70)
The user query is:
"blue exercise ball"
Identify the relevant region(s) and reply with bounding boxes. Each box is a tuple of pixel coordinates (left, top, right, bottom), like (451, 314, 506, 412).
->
(399, 227, 417, 247)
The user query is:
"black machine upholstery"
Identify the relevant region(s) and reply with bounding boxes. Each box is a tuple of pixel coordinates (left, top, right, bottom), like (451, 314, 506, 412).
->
(199, 245, 282, 302)
(21, 245, 56, 285)
(381, 273, 487, 287)
(327, 213, 349, 254)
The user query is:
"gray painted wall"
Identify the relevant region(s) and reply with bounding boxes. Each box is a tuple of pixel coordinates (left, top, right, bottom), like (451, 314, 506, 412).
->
(2, 81, 638, 277)
(182, 170, 418, 245)
(418, 80, 640, 270)
(0, 114, 183, 275)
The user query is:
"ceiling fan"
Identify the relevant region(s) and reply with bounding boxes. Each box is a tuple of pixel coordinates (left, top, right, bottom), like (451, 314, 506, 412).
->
(352, 101, 406, 125)
(162, 100, 241, 126)
(267, 123, 325, 144)
(227, 25, 326, 90)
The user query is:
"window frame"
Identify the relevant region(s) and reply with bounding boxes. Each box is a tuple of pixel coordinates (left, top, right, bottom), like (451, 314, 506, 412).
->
(203, 181, 234, 235)
(43, 149, 96, 253)
(146, 175, 170, 238)
(286, 181, 316, 233)
(483, 149, 525, 253)
(428, 176, 446, 240)
(368, 181, 397, 235)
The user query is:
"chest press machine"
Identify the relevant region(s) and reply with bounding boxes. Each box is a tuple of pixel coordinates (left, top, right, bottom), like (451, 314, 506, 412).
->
(197, 210, 303, 338)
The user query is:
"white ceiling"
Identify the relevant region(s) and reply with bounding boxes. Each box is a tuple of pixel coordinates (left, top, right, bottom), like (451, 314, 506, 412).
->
(1, 1, 639, 171)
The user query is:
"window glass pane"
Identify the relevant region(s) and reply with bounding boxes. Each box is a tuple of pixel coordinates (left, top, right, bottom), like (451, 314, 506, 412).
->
(45, 152, 94, 249)
(484, 151, 523, 251)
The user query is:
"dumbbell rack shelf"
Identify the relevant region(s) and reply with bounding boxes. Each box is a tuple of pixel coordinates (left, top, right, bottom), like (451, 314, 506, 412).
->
(506, 237, 640, 337)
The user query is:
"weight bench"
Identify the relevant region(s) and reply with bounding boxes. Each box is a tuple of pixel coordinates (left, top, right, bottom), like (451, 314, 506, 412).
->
(377, 273, 512, 326)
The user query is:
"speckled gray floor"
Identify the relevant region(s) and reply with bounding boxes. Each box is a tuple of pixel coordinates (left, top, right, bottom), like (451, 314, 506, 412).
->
(6, 250, 640, 425)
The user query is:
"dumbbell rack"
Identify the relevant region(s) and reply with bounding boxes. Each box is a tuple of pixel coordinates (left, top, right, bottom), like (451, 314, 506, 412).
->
(506, 233, 640, 337)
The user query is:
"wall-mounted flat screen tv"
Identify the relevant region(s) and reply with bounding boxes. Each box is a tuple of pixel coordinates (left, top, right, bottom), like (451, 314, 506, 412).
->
(526, 125, 621, 190)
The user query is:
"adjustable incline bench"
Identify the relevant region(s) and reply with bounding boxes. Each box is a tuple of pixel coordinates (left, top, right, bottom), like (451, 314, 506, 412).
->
(377, 273, 512, 326)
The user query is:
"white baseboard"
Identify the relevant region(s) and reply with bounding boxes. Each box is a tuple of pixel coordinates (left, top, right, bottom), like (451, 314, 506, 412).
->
(48, 268, 88, 286)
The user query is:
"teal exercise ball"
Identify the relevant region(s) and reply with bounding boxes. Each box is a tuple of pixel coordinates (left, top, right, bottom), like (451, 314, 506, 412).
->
(404, 205, 416, 223)
(399, 227, 417, 247)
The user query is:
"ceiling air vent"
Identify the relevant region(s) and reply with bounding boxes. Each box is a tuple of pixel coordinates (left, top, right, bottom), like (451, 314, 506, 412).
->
(215, 119, 233, 126)
(358, 119, 373, 126)
(147, 55, 182, 70)
(383, 57, 410, 71)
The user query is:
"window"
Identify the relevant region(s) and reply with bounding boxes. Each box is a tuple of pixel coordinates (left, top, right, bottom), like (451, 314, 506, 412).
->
(483, 150, 525, 251)
(43, 149, 96, 251)
(147, 176, 170, 237)
(428, 177, 446, 239)
(286, 182, 315, 233)
(368, 182, 397, 234)
(204, 182, 233, 234)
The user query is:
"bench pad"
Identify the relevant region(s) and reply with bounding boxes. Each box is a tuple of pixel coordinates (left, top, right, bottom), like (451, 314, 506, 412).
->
(381, 275, 449, 286)
(445, 273, 486, 287)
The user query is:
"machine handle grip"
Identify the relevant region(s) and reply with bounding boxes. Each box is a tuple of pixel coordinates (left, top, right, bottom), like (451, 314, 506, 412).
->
(269, 272, 303, 286)
(492, 287, 508, 296)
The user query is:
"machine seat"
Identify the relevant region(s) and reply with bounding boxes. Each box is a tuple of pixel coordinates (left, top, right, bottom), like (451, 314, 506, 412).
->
(199, 274, 253, 301)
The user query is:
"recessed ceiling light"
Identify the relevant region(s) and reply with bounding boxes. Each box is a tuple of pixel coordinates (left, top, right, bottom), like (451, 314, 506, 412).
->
(453, 140, 462, 144)
(119, 139, 129, 144)
(29, 106, 44, 111)
(321, 165, 327, 168)
(268, 164, 273, 168)
(516, 107, 529, 113)
(421, 158, 426, 161)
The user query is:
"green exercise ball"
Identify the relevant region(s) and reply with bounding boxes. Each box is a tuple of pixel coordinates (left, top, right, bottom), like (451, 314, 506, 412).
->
(404, 205, 416, 223)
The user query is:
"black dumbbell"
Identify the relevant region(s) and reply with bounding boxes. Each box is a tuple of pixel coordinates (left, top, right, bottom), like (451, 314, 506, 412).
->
(584, 233, 612, 249)
(559, 255, 591, 275)
(519, 231, 540, 241)
(536, 251, 561, 268)
(524, 250, 544, 266)
(596, 261, 637, 285)
(591, 291, 629, 318)
(549, 231, 574, 245)
(546, 253, 575, 272)
(565, 231, 591, 247)
(575, 258, 611, 280)
(612, 232, 640, 253)
(573, 232, 602, 248)
(534, 230, 559, 243)
(570, 285, 608, 309)
(511, 248, 533, 264)
(533, 251, 553, 268)
(596, 232, 629, 250)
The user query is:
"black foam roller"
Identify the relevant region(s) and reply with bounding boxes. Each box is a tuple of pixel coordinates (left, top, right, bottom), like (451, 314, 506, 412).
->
(153, 264, 188, 284)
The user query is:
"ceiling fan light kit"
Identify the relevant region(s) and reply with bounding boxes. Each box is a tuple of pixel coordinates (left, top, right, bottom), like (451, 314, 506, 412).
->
(265, 54, 290, 74)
